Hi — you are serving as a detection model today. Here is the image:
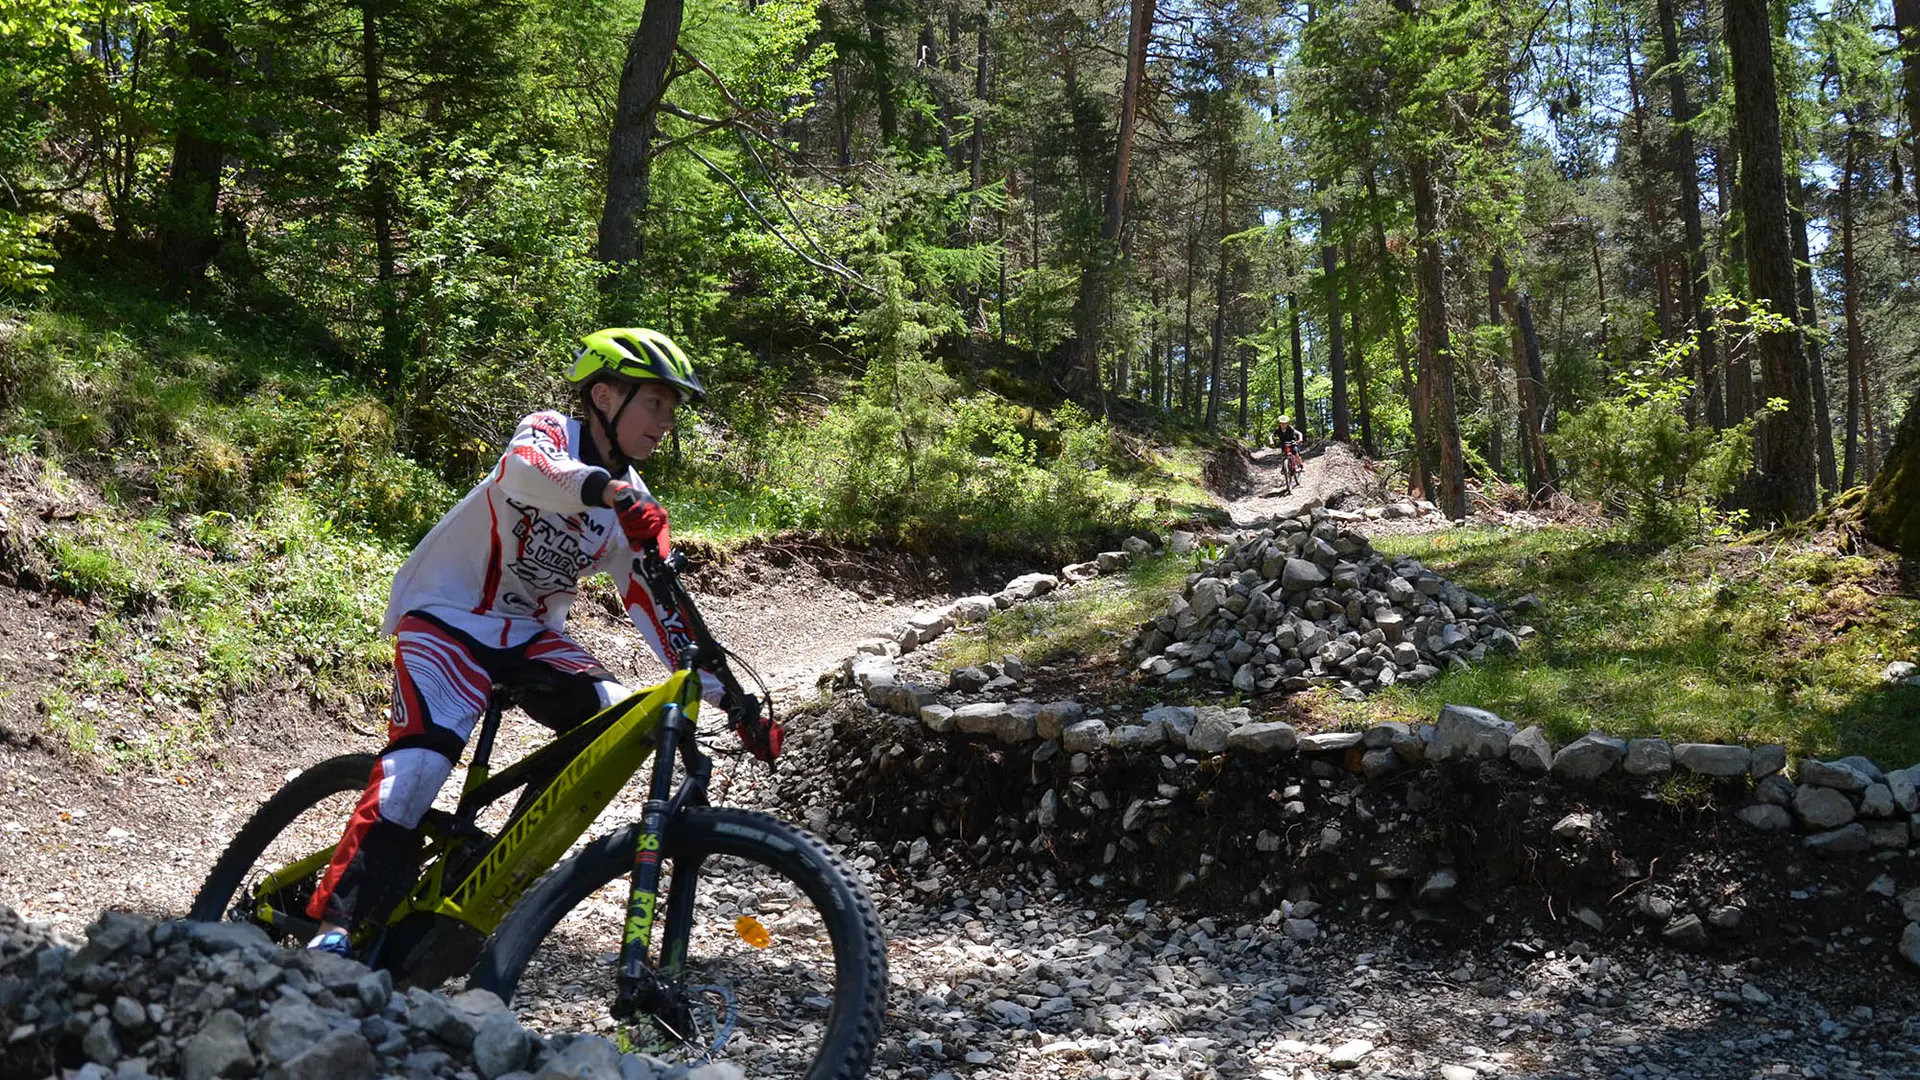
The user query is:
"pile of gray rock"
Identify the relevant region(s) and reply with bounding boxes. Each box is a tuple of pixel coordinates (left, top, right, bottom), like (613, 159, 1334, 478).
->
(1127, 508, 1534, 696)
(0, 906, 740, 1080)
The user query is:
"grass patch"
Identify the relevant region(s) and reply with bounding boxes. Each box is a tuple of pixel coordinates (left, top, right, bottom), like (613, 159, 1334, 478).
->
(1350, 526, 1920, 763)
(30, 490, 400, 769)
(939, 552, 1194, 672)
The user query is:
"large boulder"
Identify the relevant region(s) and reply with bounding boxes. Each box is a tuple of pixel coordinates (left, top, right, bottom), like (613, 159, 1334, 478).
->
(1061, 718, 1110, 753)
(1507, 726, 1553, 776)
(1672, 743, 1752, 777)
(1622, 738, 1673, 777)
(1550, 733, 1627, 782)
(1799, 758, 1875, 792)
(1428, 705, 1516, 764)
(1793, 785, 1857, 830)
(1190, 578, 1230, 619)
(1187, 706, 1245, 755)
(1281, 558, 1328, 592)
(948, 596, 995, 625)
(1225, 721, 1298, 754)
(995, 572, 1059, 606)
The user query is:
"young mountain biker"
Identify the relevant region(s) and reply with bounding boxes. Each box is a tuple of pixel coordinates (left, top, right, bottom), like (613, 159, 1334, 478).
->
(304, 327, 780, 957)
(1273, 417, 1304, 483)
(1273, 417, 1303, 453)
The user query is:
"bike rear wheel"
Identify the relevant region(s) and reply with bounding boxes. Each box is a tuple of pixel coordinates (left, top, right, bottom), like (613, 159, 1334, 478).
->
(471, 807, 887, 1080)
(187, 753, 377, 938)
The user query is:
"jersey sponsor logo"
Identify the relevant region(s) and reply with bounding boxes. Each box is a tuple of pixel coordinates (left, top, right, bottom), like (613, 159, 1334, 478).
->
(503, 498, 597, 604)
(528, 413, 570, 452)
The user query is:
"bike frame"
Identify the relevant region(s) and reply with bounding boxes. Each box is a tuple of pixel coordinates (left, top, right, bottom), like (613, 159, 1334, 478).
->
(242, 557, 731, 999)
(247, 672, 706, 942)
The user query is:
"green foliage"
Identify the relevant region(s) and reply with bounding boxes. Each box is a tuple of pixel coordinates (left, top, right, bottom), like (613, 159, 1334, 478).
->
(1, 279, 455, 544)
(0, 212, 55, 294)
(940, 551, 1192, 672)
(1551, 342, 1755, 542)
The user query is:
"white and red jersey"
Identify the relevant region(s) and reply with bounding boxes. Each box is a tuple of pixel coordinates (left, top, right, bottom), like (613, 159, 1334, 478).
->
(383, 410, 716, 697)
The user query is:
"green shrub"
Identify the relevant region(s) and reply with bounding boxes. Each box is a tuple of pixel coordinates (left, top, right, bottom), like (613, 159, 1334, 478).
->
(1550, 346, 1754, 542)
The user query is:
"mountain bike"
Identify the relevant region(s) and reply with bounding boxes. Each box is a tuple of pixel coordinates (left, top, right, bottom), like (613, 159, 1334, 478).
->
(187, 551, 887, 1080)
(1281, 444, 1304, 491)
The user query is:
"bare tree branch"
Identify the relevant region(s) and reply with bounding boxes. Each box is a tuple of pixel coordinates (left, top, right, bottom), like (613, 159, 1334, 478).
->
(685, 148, 878, 296)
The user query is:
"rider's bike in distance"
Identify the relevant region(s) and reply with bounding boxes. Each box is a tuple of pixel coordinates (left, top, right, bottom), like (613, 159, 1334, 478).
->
(188, 549, 887, 1080)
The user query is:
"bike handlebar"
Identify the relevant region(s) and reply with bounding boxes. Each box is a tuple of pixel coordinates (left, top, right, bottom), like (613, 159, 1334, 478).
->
(633, 549, 781, 762)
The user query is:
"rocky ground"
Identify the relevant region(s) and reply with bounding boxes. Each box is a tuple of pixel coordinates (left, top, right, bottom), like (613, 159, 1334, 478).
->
(773, 693, 1920, 1080)
(5, 450, 1920, 1079)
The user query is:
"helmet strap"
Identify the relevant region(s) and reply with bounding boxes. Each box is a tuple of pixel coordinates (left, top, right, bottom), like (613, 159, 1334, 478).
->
(589, 380, 643, 474)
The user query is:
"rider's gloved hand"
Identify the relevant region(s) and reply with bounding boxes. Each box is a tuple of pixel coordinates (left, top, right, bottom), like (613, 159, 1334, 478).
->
(608, 481, 671, 559)
(729, 693, 783, 763)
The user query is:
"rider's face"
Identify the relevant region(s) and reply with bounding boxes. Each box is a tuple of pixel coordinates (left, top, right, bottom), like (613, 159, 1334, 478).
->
(594, 380, 680, 461)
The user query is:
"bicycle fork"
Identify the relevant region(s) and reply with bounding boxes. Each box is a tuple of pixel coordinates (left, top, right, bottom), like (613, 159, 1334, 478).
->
(613, 701, 709, 1033)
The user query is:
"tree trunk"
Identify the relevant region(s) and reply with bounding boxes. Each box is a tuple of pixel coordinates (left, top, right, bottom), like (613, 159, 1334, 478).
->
(866, 0, 896, 144)
(1897, 0, 1920, 167)
(1486, 262, 1507, 479)
(971, 9, 988, 192)
(832, 58, 852, 168)
(1269, 301, 1287, 422)
(1789, 173, 1838, 494)
(1862, 384, 1920, 556)
(1512, 292, 1557, 492)
(155, 6, 231, 295)
(1725, 0, 1819, 521)
(1183, 203, 1199, 417)
(1150, 285, 1163, 411)
(1707, 11, 1754, 427)
(1238, 318, 1250, 433)
(1658, 0, 1723, 430)
(1320, 205, 1349, 441)
(1349, 238, 1373, 455)
(1365, 166, 1425, 497)
(1409, 152, 1465, 520)
(599, 0, 686, 304)
(1862, 0, 1920, 552)
(1841, 122, 1864, 488)
(1288, 294, 1305, 434)
(1069, 0, 1156, 390)
(361, 0, 404, 386)
(1622, 19, 1668, 346)
(1207, 176, 1228, 433)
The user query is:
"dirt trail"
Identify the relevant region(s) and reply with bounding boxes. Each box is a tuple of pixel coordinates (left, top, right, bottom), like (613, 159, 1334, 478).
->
(0, 438, 1381, 931)
(1222, 443, 1386, 528)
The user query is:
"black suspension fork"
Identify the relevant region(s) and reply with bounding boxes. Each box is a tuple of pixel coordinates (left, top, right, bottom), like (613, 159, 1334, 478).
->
(613, 697, 713, 1019)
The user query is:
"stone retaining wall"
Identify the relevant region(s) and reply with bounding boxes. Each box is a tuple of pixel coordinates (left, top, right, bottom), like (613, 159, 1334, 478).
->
(821, 523, 1920, 971)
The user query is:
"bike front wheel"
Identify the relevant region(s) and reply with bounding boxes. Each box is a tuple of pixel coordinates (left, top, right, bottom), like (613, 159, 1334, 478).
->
(470, 807, 887, 1080)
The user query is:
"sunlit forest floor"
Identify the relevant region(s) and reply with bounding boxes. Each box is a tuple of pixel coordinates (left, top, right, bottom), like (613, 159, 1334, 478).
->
(934, 524, 1920, 765)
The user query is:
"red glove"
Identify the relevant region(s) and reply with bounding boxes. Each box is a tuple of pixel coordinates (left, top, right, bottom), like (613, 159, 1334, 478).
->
(731, 694, 783, 763)
(609, 482, 670, 559)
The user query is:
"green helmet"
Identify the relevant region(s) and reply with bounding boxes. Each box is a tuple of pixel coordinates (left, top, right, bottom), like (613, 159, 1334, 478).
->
(567, 327, 705, 403)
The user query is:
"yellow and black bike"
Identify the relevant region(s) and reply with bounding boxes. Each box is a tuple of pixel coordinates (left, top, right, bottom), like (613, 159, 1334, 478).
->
(188, 551, 886, 1080)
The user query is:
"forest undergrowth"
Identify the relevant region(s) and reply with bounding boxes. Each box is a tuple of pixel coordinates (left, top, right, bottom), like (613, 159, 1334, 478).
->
(0, 274, 1226, 769)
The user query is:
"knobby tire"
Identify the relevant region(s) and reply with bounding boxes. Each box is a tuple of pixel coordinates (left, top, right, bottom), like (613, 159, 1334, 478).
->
(471, 807, 887, 1080)
(186, 753, 377, 925)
